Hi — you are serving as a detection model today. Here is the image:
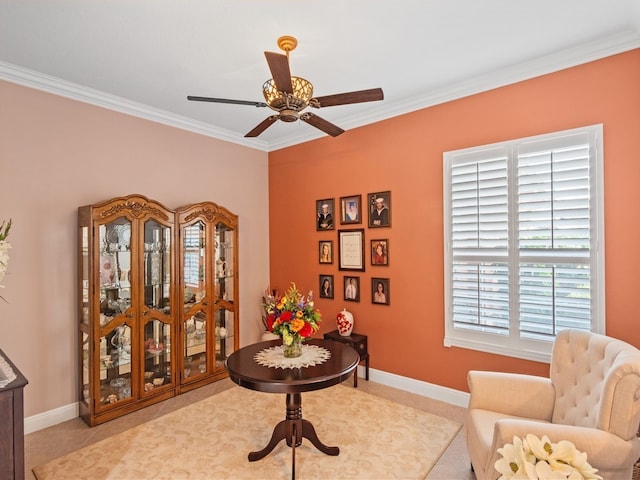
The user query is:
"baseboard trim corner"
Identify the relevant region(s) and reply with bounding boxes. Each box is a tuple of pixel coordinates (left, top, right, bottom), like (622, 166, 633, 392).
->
(359, 366, 470, 408)
(25, 402, 79, 434)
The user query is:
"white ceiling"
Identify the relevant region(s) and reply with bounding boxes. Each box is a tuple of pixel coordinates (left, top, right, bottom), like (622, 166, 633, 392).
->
(1, 1, 640, 152)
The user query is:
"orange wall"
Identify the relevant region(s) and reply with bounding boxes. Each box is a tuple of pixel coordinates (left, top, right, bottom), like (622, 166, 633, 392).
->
(268, 49, 640, 393)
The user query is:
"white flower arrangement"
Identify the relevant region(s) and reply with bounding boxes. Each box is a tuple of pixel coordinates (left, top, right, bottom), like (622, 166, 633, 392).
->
(495, 434, 602, 480)
(0, 219, 12, 301)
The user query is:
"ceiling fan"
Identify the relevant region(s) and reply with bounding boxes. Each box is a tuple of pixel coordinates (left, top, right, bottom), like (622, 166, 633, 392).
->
(187, 36, 384, 138)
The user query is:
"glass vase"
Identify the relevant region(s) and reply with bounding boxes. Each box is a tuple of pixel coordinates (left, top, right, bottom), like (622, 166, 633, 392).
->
(283, 335, 303, 358)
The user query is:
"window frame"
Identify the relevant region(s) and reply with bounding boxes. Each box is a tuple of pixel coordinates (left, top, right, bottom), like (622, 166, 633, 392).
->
(442, 125, 605, 363)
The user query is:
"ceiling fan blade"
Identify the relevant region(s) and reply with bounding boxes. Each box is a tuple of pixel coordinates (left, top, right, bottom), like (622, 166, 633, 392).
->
(244, 115, 279, 138)
(310, 88, 384, 108)
(300, 113, 345, 137)
(264, 52, 293, 94)
(187, 96, 267, 107)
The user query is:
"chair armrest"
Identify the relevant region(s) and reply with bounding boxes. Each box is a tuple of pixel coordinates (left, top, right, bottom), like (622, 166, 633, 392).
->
(467, 370, 555, 420)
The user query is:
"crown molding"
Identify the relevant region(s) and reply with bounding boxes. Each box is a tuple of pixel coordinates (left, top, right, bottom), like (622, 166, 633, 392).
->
(0, 62, 270, 152)
(268, 30, 640, 151)
(2, 30, 639, 153)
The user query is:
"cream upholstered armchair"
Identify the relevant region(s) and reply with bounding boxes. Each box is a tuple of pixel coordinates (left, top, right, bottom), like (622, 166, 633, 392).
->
(465, 329, 640, 480)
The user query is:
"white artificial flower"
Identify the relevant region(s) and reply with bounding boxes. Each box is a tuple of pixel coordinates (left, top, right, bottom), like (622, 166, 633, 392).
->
(0, 241, 10, 285)
(526, 434, 554, 461)
(570, 450, 602, 479)
(497, 435, 602, 480)
(496, 436, 531, 479)
(534, 460, 572, 479)
(550, 440, 579, 468)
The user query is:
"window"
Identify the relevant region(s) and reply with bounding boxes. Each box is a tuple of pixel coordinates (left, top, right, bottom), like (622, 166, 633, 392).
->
(443, 125, 604, 362)
(183, 221, 205, 288)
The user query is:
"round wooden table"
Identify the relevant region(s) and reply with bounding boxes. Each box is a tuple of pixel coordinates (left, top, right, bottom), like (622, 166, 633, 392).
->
(225, 338, 359, 479)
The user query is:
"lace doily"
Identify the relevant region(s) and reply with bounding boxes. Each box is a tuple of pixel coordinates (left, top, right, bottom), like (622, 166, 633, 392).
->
(0, 353, 17, 388)
(254, 344, 331, 369)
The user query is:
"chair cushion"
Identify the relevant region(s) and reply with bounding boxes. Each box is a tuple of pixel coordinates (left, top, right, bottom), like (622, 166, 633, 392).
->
(468, 408, 640, 480)
(466, 409, 551, 480)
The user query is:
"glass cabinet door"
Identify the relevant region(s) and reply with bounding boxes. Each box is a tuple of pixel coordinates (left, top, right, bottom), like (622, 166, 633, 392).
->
(99, 218, 133, 328)
(82, 332, 90, 402)
(98, 324, 133, 406)
(95, 217, 135, 409)
(80, 226, 90, 326)
(215, 308, 234, 369)
(182, 221, 209, 380)
(214, 223, 234, 302)
(214, 221, 236, 368)
(142, 219, 173, 389)
(142, 319, 171, 391)
(143, 219, 171, 313)
(80, 225, 90, 407)
(184, 313, 207, 378)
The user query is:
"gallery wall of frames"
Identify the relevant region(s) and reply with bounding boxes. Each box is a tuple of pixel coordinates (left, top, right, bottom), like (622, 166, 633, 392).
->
(316, 190, 391, 306)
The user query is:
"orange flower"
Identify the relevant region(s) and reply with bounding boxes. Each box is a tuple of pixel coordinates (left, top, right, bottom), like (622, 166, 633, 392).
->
(289, 318, 305, 332)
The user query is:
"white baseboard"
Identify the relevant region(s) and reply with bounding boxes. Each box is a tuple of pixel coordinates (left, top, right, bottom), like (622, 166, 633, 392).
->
(357, 365, 470, 408)
(25, 368, 469, 434)
(25, 402, 79, 434)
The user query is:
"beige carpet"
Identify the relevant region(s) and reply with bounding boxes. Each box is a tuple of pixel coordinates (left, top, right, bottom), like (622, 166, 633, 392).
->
(33, 385, 461, 480)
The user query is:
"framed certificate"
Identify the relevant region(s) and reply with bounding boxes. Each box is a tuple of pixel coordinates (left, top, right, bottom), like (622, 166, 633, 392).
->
(338, 229, 365, 271)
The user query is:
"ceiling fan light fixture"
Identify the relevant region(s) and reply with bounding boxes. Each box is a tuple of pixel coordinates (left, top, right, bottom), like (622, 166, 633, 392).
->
(188, 35, 383, 138)
(262, 76, 313, 111)
(279, 109, 298, 122)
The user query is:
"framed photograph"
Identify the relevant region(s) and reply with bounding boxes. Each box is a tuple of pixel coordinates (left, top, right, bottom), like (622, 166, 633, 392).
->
(371, 277, 390, 305)
(367, 191, 391, 228)
(319, 275, 334, 299)
(339, 194, 362, 225)
(316, 198, 335, 231)
(371, 239, 389, 266)
(343, 276, 360, 302)
(319, 240, 333, 264)
(338, 229, 365, 271)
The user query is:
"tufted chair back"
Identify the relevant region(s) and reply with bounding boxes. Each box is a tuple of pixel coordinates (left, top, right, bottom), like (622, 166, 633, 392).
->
(550, 329, 640, 440)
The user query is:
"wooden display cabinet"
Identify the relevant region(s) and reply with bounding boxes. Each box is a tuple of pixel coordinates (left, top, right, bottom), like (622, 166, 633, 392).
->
(78, 195, 239, 426)
(176, 201, 238, 393)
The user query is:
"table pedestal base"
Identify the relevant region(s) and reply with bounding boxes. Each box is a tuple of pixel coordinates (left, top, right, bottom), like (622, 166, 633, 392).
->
(248, 392, 339, 479)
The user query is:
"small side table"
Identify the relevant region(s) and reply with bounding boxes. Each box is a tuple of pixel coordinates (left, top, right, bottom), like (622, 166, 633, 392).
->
(323, 330, 369, 387)
(0, 349, 28, 480)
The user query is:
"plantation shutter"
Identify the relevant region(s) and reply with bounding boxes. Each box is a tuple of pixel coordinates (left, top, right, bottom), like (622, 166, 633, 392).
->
(450, 149, 510, 334)
(183, 221, 204, 287)
(517, 133, 593, 340)
(443, 125, 603, 362)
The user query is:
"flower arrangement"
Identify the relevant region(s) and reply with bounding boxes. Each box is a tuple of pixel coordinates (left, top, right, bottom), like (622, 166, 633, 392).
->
(0, 219, 12, 301)
(495, 434, 602, 480)
(261, 287, 278, 331)
(263, 282, 321, 349)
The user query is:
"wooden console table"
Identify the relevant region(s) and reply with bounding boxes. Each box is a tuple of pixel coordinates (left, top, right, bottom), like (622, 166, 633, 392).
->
(0, 349, 28, 480)
(323, 330, 369, 387)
